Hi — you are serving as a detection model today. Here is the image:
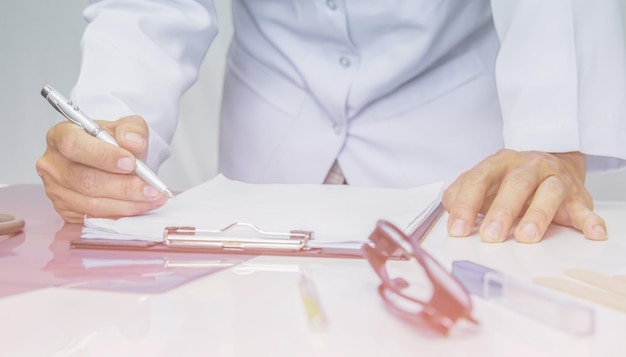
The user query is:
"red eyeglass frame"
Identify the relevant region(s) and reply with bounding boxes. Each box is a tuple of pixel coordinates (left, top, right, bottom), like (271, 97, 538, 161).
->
(362, 219, 477, 335)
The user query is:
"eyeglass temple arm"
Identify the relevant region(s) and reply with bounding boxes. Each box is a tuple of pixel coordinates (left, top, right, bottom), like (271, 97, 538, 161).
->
(367, 220, 413, 259)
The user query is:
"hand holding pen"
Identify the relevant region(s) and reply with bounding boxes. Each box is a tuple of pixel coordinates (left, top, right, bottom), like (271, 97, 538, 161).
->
(36, 85, 173, 223)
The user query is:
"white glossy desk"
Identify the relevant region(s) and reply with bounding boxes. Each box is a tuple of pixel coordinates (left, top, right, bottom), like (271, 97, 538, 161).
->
(1, 185, 625, 356)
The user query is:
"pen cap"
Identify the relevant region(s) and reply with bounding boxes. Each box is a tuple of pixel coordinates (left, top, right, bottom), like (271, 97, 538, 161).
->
(451, 261, 503, 298)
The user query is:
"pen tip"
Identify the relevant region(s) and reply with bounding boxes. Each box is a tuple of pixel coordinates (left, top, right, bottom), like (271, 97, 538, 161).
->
(164, 189, 176, 199)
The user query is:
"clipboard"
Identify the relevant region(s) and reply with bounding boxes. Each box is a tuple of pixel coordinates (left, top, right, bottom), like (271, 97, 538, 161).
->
(71, 202, 446, 260)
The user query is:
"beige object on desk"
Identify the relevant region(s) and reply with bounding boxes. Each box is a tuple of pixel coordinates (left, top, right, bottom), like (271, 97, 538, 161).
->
(564, 269, 626, 297)
(534, 275, 626, 314)
(0, 213, 24, 236)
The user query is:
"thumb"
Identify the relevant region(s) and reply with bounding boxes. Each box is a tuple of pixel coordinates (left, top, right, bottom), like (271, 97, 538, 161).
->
(104, 115, 150, 161)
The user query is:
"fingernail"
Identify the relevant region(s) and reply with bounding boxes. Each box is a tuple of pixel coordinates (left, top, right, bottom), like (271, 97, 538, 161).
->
(117, 157, 134, 172)
(449, 219, 467, 237)
(483, 222, 503, 242)
(151, 195, 168, 208)
(591, 224, 607, 240)
(519, 223, 540, 243)
(124, 132, 145, 146)
(143, 185, 159, 198)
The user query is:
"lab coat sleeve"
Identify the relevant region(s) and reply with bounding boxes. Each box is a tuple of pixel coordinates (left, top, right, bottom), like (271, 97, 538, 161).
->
(71, 0, 218, 170)
(490, 0, 626, 171)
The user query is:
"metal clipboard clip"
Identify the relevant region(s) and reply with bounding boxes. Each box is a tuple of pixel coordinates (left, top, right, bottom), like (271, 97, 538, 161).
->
(163, 222, 314, 252)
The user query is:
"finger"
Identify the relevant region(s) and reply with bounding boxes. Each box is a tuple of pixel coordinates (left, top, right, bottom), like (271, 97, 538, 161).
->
(445, 162, 498, 237)
(479, 167, 541, 243)
(442, 179, 460, 211)
(103, 115, 149, 160)
(38, 146, 164, 201)
(513, 175, 566, 243)
(44, 179, 168, 223)
(557, 199, 607, 241)
(47, 122, 136, 174)
(63, 162, 166, 201)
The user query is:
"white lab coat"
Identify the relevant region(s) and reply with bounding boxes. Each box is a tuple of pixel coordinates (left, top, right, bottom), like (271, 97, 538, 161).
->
(72, 0, 626, 188)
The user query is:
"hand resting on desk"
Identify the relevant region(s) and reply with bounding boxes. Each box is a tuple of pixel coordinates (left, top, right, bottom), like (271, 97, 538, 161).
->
(443, 150, 607, 243)
(35, 116, 607, 245)
(35, 116, 168, 223)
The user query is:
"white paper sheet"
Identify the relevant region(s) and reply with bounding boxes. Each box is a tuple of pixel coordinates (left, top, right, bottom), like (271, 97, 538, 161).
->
(82, 174, 443, 246)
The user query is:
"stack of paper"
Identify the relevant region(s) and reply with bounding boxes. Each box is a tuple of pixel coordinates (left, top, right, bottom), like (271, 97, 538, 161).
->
(82, 174, 443, 248)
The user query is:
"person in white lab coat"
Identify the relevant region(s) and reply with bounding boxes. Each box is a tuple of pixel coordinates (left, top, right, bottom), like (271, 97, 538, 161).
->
(36, 0, 626, 243)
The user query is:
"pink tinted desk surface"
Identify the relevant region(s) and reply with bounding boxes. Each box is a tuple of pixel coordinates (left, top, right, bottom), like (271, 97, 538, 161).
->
(1, 185, 626, 356)
(0, 185, 246, 296)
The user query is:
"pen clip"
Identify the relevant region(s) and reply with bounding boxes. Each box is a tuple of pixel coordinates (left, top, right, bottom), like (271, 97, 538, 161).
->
(42, 85, 103, 135)
(46, 93, 84, 128)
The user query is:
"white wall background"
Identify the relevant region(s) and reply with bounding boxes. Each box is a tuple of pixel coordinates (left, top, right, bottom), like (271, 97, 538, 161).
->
(1, 1, 625, 199)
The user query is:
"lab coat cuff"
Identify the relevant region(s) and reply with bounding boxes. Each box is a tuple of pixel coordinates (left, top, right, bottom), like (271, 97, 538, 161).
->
(580, 119, 626, 172)
(503, 118, 579, 154)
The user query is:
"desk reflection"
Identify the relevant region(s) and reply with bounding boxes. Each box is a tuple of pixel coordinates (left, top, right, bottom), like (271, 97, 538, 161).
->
(0, 221, 249, 297)
(43, 223, 251, 293)
(0, 231, 25, 258)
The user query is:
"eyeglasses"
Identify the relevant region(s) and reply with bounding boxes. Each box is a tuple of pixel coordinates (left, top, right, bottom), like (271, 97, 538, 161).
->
(362, 219, 477, 335)
(0, 213, 25, 237)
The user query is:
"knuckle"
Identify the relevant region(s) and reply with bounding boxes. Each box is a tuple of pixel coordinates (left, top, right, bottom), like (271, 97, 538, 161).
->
(490, 148, 515, 162)
(449, 200, 475, 213)
(532, 156, 556, 172)
(44, 128, 55, 147)
(45, 124, 63, 147)
(441, 185, 458, 209)
(441, 191, 454, 210)
(119, 178, 139, 199)
(566, 195, 593, 212)
(462, 167, 489, 185)
(46, 194, 79, 223)
(85, 196, 147, 219)
(543, 176, 566, 194)
(55, 130, 79, 158)
(83, 196, 104, 217)
(505, 171, 534, 192)
(93, 146, 114, 167)
(132, 115, 149, 130)
(77, 169, 99, 196)
(525, 151, 560, 172)
(487, 203, 516, 219)
(447, 200, 478, 221)
(35, 157, 51, 178)
(524, 206, 552, 223)
(48, 193, 61, 207)
(120, 116, 148, 134)
(579, 189, 593, 206)
(59, 210, 83, 223)
(495, 148, 513, 157)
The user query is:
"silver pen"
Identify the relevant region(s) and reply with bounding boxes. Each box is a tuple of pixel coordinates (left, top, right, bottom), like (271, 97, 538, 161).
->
(41, 85, 175, 199)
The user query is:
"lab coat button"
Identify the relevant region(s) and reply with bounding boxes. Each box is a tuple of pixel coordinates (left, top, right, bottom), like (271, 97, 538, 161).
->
(339, 56, 351, 67)
(326, 0, 337, 10)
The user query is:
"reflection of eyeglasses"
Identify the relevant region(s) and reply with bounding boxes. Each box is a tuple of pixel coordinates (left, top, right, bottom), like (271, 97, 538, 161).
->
(362, 220, 477, 336)
(0, 213, 25, 236)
